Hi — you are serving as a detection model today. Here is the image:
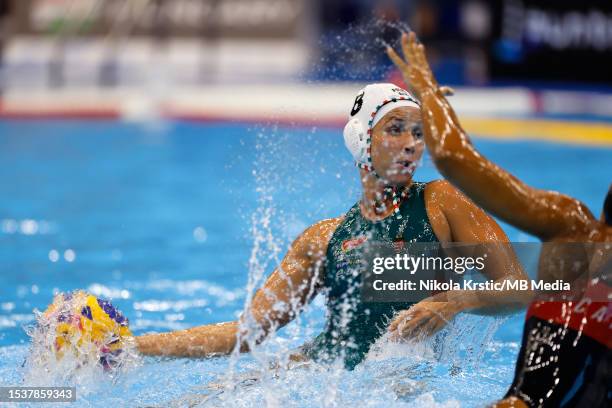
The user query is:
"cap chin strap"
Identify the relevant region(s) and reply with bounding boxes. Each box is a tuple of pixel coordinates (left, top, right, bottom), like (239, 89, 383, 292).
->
(357, 95, 419, 219)
(360, 169, 409, 220)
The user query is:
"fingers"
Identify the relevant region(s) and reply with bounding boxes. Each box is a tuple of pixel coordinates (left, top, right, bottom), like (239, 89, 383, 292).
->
(401, 31, 412, 62)
(388, 306, 451, 341)
(388, 309, 412, 332)
(420, 318, 444, 338)
(386, 46, 407, 71)
(439, 86, 455, 96)
(388, 327, 402, 342)
(412, 39, 429, 76)
(404, 31, 431, 75)
(408, 31, 421, 62)
(388, 317, 399, 333)
(401, 314, 443, 341)
(399, 31, 427, 74)
(388, 30, 420, 68)
(395, 312, 428, 339)
(416, 44, 428, 72)
(388, 312, 410, 338)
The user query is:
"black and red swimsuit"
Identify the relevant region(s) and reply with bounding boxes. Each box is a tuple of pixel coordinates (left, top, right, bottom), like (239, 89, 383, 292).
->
(505, 281, 611, 407)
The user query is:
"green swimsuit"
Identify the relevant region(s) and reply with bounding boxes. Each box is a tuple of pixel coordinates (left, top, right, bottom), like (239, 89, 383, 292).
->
(304, 181, 439, 369)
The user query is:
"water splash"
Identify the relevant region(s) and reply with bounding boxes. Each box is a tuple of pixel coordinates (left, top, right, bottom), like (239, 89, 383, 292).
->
(22, 292, 140, 394)
(309, 18, 412, 82)
(206, 97, 512, 407)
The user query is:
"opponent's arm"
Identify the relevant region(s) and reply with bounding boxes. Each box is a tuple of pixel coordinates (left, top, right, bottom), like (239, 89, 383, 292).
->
(136, 217, 342, 357)
(387, 32, 596, 240)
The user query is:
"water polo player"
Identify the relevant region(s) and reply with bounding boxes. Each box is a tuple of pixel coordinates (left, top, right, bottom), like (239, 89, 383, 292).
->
(387, 31, 611, 407)
(135, 82, 529, 370)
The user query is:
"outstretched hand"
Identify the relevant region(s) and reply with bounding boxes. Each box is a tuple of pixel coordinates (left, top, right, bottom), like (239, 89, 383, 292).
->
(387, 300, 459, 341)
(386, 31, 453, 100)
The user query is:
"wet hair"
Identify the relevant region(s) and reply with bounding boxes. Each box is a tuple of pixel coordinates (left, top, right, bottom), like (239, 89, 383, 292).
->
(604, 184, 612, 225)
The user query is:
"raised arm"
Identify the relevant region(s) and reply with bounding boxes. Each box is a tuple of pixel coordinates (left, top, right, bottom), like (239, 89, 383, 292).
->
(136, 217, 342, 357)
(387, 32, 596, 240)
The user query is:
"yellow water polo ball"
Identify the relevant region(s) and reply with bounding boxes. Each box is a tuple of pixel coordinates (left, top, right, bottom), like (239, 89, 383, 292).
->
(42, 290, 132, 369)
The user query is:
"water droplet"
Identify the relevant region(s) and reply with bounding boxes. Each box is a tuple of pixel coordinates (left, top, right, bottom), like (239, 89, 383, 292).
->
(64, 249, 76, 262)
(20, 219, 39, 235)
(193, 226, 207, 243)
(48, 249, 60, 263)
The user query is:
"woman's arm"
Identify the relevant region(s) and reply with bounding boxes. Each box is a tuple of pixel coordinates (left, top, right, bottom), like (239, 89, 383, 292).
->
(136, 321, 240, 357)
(388, 180, 530, 340)
(387, 32, 595, 240)
(428, 180, 531, 314)
(136, 217, 342, 357)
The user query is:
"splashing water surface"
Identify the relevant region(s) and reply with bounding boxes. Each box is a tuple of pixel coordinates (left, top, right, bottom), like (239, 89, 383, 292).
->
(1, 107, 611, 408)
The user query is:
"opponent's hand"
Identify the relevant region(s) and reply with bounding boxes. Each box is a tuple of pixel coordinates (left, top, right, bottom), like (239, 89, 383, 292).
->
(386, 31, 452, 99)
(387, 300, 458, 341)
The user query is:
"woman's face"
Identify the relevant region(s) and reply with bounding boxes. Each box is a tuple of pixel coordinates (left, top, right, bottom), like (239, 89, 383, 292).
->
(370, 106, 424, 185)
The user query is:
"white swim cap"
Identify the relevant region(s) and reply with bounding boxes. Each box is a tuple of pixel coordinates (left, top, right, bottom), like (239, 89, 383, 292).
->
(343, 83, 420, 172)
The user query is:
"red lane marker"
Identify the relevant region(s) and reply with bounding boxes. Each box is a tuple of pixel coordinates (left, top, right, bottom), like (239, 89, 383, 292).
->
(0, 107, 346, 128)
(0, 110, 120, 120)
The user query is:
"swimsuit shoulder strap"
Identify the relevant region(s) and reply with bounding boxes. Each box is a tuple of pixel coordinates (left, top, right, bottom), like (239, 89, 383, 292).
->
(397, 181, 438, 242)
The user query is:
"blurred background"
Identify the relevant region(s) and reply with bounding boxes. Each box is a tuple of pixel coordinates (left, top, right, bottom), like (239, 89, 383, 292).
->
(1, 0, 612, 122)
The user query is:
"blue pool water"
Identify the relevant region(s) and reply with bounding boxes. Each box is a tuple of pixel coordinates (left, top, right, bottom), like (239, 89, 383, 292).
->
(0, 119, 611, 407)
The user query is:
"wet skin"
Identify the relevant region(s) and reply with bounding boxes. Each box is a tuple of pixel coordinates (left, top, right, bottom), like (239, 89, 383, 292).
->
(387, 32, 611, 290)
(136, 102, 530, 357)
(387, 31, 611, 407)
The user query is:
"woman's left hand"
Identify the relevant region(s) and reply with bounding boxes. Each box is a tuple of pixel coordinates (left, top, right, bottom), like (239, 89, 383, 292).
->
(387, 300, 459, 341)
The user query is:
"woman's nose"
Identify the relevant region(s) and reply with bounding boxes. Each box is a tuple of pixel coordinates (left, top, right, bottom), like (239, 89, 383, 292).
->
(404, 146, 415, 154)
